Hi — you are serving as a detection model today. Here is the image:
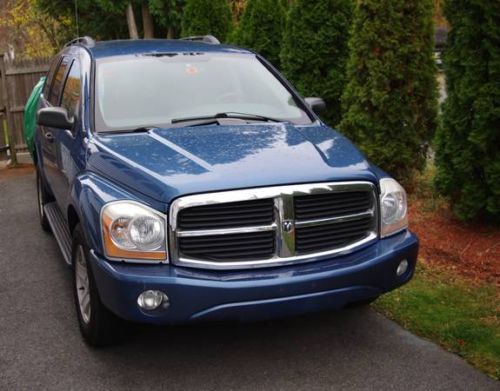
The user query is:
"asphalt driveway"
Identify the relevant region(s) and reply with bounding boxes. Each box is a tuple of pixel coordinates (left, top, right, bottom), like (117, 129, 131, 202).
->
(0, 167, 497, 390)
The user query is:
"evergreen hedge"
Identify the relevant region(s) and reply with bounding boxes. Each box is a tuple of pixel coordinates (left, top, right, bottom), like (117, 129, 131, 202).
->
(434, 0, 500, 221)
(339, 0, 438, 184)
(181, 0, 232, 41)
(232, 0, 286, 67)
(280, 0, 353, 125)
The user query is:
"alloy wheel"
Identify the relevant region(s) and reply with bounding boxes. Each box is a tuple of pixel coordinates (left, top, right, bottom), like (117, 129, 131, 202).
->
(75, 245, 91, 324)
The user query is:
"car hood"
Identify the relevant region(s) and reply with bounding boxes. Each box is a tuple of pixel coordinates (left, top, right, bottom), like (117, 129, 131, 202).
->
(87, 123, 379, 203)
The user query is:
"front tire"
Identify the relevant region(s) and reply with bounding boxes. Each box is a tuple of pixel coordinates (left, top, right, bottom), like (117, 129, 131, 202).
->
(72, 224, 126, 346)
(36, 169, 52, 232)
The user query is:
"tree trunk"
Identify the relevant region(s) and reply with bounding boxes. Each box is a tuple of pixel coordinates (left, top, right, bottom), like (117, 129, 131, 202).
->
(167, 27, 174, 39)
(141, 3, 154, 38)
(126, 3, 139, 39)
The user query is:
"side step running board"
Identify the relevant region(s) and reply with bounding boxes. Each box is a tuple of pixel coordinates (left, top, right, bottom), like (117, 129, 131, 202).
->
(44, 202, 72, 265)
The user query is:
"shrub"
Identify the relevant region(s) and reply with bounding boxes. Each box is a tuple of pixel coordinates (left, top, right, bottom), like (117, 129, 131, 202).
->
(339, 0, 438, 184)
(434, 0, 500, 221)
(181, 0, 232, 41)
(232, 0, 286, 67)
(280, 0, 353, 125)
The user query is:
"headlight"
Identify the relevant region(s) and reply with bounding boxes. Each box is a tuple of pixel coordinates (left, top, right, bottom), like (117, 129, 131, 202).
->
(101, 201, 167, 261)
(380, 178, 408, 237)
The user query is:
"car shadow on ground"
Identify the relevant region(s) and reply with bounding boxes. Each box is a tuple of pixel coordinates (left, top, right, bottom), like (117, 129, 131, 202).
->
(92, 305, 389, 365)
(126, 305, 368, 351)
(88, 307, 389, 387)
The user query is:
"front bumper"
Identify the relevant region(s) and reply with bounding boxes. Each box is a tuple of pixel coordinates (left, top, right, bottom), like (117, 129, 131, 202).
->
(90, 231, 418, 324)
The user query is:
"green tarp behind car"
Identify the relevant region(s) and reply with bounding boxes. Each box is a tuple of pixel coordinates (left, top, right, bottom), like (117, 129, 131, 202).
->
(23, 76, 45, 160)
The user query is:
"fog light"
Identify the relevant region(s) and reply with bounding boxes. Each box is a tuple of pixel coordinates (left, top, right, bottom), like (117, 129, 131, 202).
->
(396, 259, 409, 276)
(137, 290, 168, 310)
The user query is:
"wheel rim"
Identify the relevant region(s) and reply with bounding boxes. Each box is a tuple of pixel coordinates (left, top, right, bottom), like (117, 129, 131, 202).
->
(37, 174, 44, 219)
(75, 245, 91, 324)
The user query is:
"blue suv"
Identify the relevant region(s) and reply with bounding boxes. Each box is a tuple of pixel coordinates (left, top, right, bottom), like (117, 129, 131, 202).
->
(34, 36, 418, 346)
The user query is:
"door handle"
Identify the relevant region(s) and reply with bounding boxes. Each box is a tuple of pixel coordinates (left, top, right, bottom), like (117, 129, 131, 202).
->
(44, 132, 55, 142)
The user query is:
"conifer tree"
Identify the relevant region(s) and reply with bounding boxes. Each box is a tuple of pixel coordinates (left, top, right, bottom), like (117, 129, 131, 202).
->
(280, 0, 353, 125)
(181, 0, 232, 41)
(434, 0, 500, 221)
(339, 0, 438, 184)
(233, 0, 286, 67)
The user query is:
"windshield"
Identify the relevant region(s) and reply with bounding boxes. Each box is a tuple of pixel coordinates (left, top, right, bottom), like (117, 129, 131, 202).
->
(94, 53, 313, 131)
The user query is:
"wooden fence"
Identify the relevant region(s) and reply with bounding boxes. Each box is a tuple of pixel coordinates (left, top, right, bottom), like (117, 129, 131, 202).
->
(0, 54, 50, 164)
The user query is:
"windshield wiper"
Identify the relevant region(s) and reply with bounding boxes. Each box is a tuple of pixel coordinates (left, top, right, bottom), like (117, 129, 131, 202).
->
(171, 112, 286, 125)
(100, 126, 156, 134)
(100, 112, 288, 133)
(170, 118, 221, 127)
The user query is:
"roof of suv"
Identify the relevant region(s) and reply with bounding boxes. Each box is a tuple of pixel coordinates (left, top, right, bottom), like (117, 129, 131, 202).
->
(87, 39, 252, 59)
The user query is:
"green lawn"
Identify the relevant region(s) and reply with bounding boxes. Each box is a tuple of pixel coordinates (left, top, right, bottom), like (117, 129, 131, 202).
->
(374, 263, 500, 379)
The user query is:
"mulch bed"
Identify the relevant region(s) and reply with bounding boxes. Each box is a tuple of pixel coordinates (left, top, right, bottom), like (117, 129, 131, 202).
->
(409, 199, 500, 286)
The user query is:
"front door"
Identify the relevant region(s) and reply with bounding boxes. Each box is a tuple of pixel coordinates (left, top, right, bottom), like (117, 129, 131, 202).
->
(39, 56, 70, 201)
(53, 58, 84, 211)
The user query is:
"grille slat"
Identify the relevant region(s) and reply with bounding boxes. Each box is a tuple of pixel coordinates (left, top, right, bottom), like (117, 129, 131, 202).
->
(295, 204, 372, 219)
(179, 236, 274, 250)
(180, 212, 273, 224)
(178, 199, 274, 229)
(294, 191, 374, 254)
(180, 205, 273, 217)
(294, 191, 373, 221)
(295, 193, 368, 206)
(296, 228, 370, 247)
(296, 224, 372, 241)
(183, 244, 274, 255)
(179, 231, 275, 261)
(182, 208, 272, 221)
(295, 199, 371, 210)
(295, 219, 373, 254)
(296, 236, 366, 252)
(295, 218, 373, 239)
(296, 227, 372, 245)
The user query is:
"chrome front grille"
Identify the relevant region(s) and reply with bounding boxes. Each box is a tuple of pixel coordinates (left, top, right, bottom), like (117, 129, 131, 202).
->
(169, 182, 378, 270)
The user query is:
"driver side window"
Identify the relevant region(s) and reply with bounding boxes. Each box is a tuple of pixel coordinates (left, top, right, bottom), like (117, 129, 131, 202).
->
(61, 60, 82, 120)
(48, 58, 69, 106)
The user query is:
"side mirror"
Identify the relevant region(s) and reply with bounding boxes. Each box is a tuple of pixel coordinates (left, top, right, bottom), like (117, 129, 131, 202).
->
(37, 107, 74, 129)
(305, 97, 326, 114)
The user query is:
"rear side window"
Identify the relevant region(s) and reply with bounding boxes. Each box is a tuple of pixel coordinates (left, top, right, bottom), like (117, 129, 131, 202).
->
(61, 60, 81, 119)
(48, 58, 69, 105)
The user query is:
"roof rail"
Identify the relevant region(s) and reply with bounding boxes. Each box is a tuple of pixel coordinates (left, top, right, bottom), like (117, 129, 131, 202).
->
(179, 35, 220, 45)
(64, 36, 95, 48)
